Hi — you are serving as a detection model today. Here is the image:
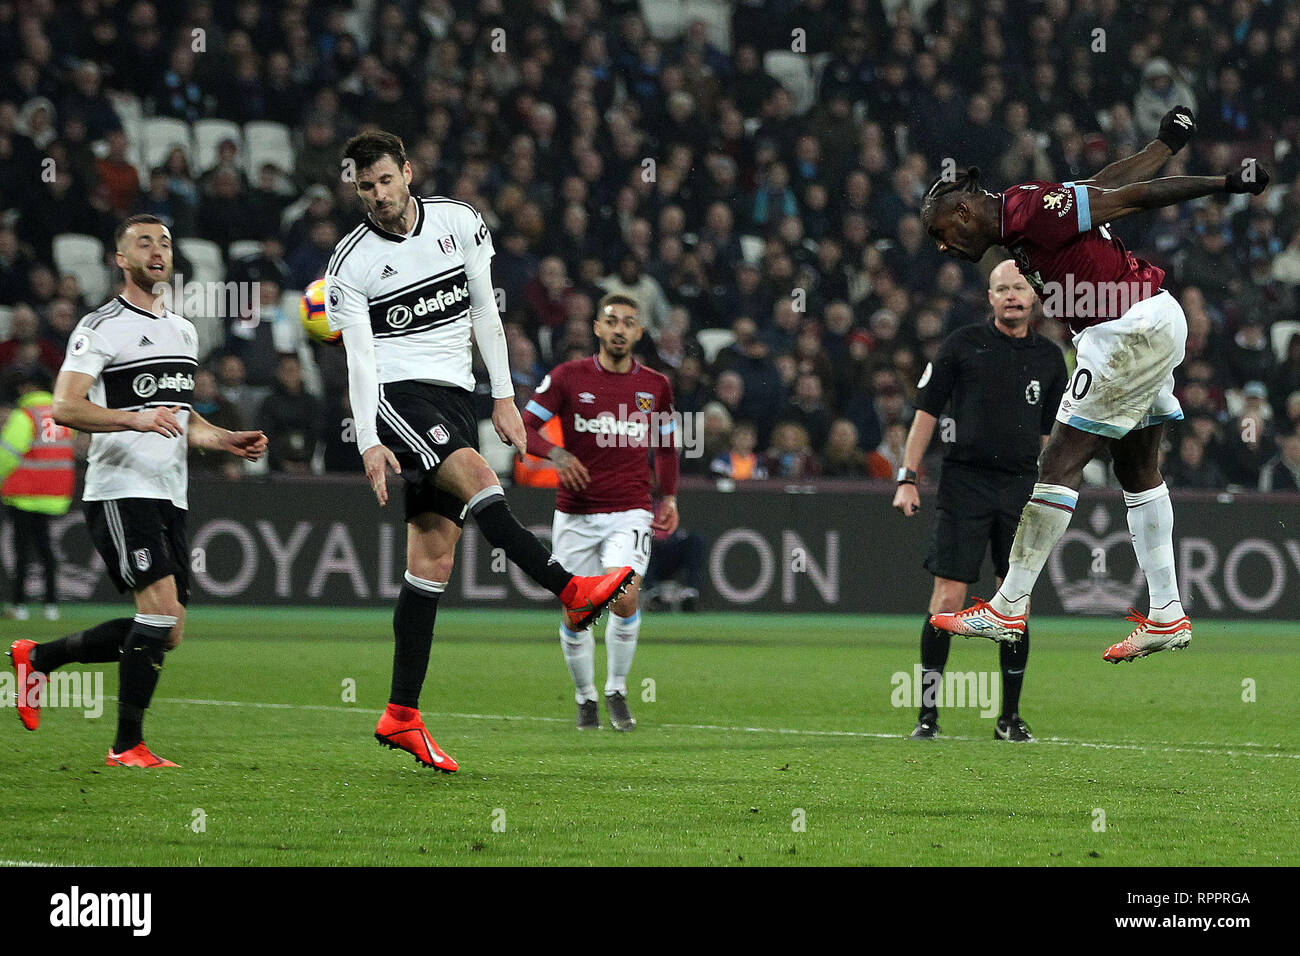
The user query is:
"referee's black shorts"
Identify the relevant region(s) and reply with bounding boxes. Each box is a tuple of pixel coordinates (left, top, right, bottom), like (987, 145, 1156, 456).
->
(85, 498, 190, 604)
(376, 380, 480, 525)
(923, 462, 1036, 584)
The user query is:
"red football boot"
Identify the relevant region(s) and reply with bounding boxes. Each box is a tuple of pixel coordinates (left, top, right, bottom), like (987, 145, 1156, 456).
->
(106, 742, 179, 767)
(561, 567, 635, 631)
(7, 639, 45, 731)
(930, 598, 1026, 644)
(375, 704, 458, 772)
(1103, 611, 1192, 662)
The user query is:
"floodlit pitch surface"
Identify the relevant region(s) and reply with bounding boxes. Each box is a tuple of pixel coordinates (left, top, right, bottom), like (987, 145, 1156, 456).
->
(1, 607, 1296, 866)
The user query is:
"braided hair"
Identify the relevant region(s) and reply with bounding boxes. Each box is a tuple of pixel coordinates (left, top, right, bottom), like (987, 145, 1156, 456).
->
(920, 166, 982, 228)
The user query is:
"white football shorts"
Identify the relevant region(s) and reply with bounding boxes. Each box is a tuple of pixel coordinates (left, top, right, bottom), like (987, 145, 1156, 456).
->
(552, 509, 654, 577)
(1055, 289, 1187, 438)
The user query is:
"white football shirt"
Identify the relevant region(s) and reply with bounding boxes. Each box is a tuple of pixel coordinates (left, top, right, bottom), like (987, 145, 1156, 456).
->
(61, 295, 199, 508)
(323, 195, 494, 391)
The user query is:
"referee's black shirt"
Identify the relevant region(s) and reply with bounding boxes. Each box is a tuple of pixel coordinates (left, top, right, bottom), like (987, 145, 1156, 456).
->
(914, 319, 1068, 475)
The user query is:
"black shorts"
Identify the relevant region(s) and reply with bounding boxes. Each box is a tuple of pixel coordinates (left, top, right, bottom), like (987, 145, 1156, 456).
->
(923, 462, 1036, 584)
(85, 498, 190, 605)
(376, 380, 479, 525)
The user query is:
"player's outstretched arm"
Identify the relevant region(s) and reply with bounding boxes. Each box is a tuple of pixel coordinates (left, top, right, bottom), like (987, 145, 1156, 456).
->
(1082, 106, 1195, 190)
(187, 409, 268, 461)
(52, 370, 180, 436)
(1086, 165, 1269, 223)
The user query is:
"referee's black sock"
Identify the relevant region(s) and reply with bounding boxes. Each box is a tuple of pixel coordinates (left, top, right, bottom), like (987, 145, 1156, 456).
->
(919, 617, 950, 721)
(114, 616, 172, 753)
(390, 574, 442, 709)
(468, 487, 572, 596)
(1000, 624, 1029, 718)
(32, 618, 133, 672)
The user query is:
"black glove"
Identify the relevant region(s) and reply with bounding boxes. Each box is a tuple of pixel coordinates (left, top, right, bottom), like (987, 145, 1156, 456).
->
(1225, 161, 1270, 195)
(1157, 106, 1196, 153)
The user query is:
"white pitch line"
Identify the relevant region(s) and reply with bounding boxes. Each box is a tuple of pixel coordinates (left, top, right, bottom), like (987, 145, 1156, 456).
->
(148, 697, 1299, 760)
(0, 860, 64, 867)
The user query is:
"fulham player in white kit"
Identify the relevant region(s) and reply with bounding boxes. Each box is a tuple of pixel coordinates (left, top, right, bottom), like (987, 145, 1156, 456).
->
(522, 294, 680, 730)
(324, 132, 633, 771)
(8, 215, 268, 767)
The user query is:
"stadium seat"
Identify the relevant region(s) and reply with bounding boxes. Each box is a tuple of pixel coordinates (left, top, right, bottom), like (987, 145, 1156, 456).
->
(106, 91, 143, 128)
(682, 1, 732, 52)
(280, 289, 305, 333)
(179, 238, 226, 287)
(696, 328, 736, 363)
(0, 304, 12, 340)
(810, 52, 832, 89)
(140, 116, 193, 172)
(53, 233, 110, 305)
(227, 239, 263, 262)
(478, 418, 516, 477)
(1272, 319, 1300, 362)
(641, 0, 687, 41)
(739, 234, 764, 266)
(763, 51, 816, 116)
(192, 119, 244, 174)
(190, 311, 224, 364)
(244, 120, 295, 175)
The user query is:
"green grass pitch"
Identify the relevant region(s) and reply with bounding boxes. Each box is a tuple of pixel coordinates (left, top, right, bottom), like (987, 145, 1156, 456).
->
(1, 606, 1296, 866)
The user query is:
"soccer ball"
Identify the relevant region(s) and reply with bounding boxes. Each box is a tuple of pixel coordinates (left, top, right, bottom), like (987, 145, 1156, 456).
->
(300, 278, 341, 345)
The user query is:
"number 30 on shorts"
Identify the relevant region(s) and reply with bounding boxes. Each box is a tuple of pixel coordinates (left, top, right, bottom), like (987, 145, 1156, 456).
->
(1069, 366, 1093, 400)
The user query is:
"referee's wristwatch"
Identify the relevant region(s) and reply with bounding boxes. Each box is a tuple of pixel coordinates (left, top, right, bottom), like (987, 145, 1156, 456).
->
(896, 467, 917, 486)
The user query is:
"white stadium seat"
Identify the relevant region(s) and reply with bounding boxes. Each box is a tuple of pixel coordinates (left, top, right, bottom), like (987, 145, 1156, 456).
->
(763, 51, 816, 116)
(696, 328, 736, 364)
(641, 0, 687, 41)
(739, 234, 764, 266)
(179, 238, 225, 287)
(1272, 320, 1300, 362)
(479, 418, 516, 478)
(682, 1, 732, 52)
(189, 311, 224, 365)
(244, 120, 295, 175)
(226, 239, 264, 262)
(140, 116, 193, 172)
(192, 119, 244, 174)
(53, 233, 110, 305)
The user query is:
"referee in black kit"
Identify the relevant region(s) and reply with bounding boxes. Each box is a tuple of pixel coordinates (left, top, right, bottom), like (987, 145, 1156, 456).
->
(892, 259, 1067, 741)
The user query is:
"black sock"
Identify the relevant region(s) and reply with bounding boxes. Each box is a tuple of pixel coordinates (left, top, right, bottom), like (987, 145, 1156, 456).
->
(919, 617, 950, 721)
(115, 619, 169, 752)
(32, 618, 133, 672)
(470, 491, 572, 596)
(1000, 624, 1029, 718)
(390, 580, 441, 709)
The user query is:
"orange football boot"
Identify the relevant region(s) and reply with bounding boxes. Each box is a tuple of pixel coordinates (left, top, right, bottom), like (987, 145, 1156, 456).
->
(106, 742, 179, 767)
(1103, 611, 1192, 662)
(375, 704, 458, 772)
(562, 567, 635, 631)
(7, 639, 44, 731)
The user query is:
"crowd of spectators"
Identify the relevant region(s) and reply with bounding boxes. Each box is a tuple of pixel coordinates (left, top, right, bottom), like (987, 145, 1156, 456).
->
(1, 0, 1299, 491)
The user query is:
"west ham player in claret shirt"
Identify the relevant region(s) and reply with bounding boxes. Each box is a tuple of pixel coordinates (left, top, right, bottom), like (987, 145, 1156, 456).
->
(522, 294, 680, 731)
(921, 106, 1271, 664)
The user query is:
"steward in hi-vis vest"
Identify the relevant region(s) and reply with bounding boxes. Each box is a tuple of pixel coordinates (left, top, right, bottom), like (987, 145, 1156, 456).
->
(1, 366, 74, 620)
